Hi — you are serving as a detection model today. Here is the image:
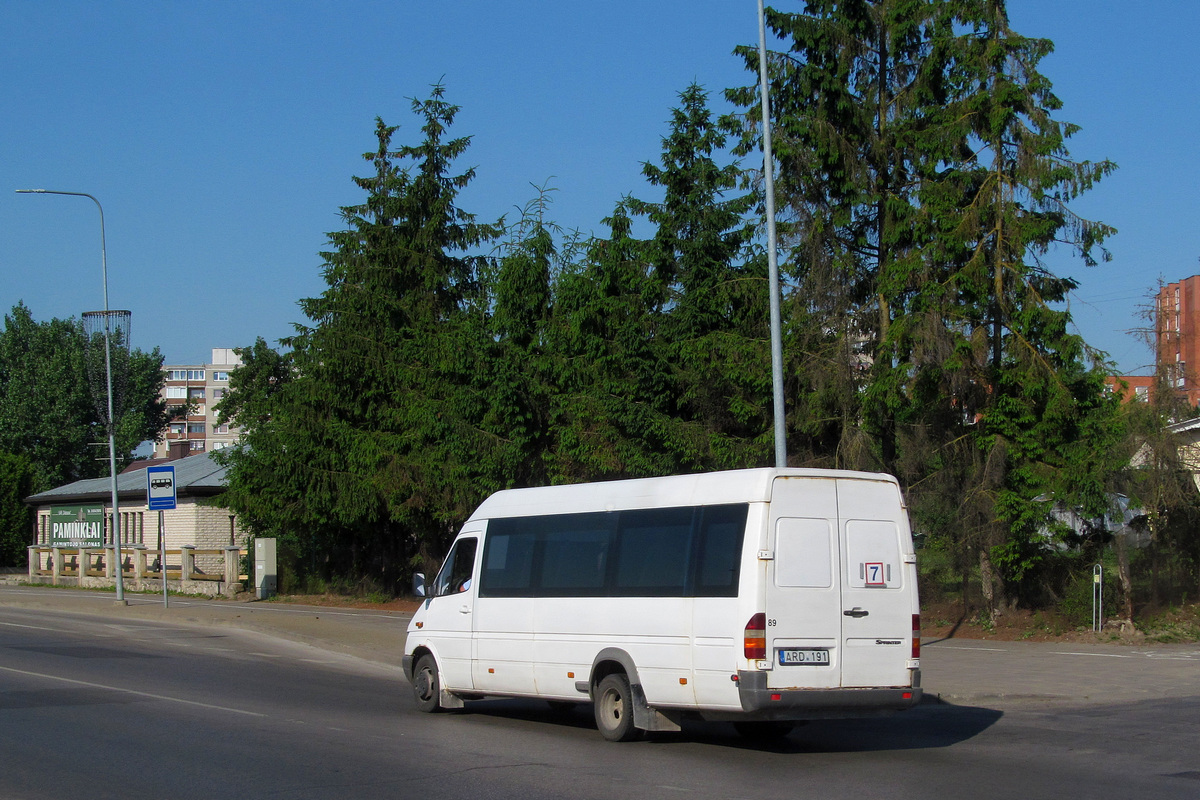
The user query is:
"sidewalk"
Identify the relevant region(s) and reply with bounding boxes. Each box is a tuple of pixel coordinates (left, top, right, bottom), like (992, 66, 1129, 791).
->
(0, 584, 410, 668)
(2, 584, 1197, 708)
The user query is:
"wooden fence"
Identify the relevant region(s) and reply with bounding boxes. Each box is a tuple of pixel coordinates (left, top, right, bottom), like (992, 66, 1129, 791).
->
(27, 545, 247, 597)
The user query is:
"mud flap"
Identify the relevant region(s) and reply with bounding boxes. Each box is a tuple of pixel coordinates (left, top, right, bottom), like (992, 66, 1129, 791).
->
(630, 683, 681, 733)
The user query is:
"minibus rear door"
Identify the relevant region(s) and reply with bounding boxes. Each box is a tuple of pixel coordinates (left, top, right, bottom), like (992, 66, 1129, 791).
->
(836, 479, 914, 688)
(765, 476, 842, 690)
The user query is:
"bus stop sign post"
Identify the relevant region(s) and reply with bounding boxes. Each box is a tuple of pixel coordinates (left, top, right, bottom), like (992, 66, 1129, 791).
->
(146, 465, 176, 608)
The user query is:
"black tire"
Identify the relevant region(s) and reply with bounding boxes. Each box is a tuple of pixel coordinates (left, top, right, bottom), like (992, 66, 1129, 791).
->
(733, 720, 795, 741)
(412, 654, 441, 713)
(593, 673, 642, 742)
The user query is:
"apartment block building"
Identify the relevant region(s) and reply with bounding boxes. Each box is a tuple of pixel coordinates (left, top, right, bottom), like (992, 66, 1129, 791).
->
(154, 348, 243, 458)
(1157, 275, 1200, 407)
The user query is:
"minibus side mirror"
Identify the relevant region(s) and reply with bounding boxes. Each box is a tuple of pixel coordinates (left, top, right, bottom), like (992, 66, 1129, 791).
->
(413, 572, 426, 598)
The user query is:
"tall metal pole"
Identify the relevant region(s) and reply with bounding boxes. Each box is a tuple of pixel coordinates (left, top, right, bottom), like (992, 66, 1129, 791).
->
(758, 0, 787, 468)
(16, 189, 125, 602)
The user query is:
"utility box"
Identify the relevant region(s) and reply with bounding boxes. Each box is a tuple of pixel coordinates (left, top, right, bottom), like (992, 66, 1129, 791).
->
(254, 538, 277, 600)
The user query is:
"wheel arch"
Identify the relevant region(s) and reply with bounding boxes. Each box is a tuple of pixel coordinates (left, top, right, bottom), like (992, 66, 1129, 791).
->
(589, 648, 642, 696)
(588, 648, 681, 734)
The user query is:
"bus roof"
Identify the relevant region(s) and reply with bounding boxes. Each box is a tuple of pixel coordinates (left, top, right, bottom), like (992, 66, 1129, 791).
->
(466, 468, 899, 522)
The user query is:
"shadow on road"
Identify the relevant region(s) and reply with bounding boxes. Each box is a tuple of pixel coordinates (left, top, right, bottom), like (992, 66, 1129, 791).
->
(447, 695, 1003, 753)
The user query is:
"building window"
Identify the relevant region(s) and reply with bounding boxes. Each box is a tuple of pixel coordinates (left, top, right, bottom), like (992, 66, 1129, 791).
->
(212, 388, 227, 400)
(214, 423, 231, 434)
(188, 388, 206, 400)
(166, 369, 205, 381)
(169, 423, 185, 435)
(166, 386, 187, 399)
(212, 371, 230, 381)
(190, 440, 206, 451)
(120, 511, 144, 545)
(1135, 386, 1150, 401)
(188, 423, 206, 434)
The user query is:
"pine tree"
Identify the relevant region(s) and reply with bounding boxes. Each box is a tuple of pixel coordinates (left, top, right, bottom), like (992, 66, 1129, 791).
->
(481, 189, 566, 491)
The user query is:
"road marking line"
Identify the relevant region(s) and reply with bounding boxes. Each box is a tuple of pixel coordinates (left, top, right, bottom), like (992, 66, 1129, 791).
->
(1050, 651, 1133, 659)
(926, 645, 1007, 652)
(0, 665, 265, 717)
(0, 621, 72, 632)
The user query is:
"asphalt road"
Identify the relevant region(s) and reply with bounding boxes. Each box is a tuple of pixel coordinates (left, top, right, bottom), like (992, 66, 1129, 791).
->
(1, 594, 1198, 799)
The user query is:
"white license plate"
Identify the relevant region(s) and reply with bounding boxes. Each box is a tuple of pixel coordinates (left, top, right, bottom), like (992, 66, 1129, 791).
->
(778, 648, 830, 665)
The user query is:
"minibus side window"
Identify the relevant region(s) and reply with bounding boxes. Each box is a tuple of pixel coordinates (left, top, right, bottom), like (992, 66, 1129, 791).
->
(480, 527, 536, 596)
(612, 507, 694, 596)
(693, 504, 748, 597)
(434, 537, 477, 596)
(539, 519, 611, 595)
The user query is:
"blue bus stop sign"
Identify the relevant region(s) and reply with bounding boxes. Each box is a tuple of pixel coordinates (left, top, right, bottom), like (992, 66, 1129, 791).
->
(146, 465, 177, 511)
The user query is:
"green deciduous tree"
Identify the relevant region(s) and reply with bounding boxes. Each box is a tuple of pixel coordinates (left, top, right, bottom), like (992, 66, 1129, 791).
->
(0, 302, 168, 491)
(0, 451, 36, 566)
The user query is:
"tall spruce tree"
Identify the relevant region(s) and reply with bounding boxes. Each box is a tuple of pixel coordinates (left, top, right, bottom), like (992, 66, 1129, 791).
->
(629, 84, 771, 468)
(729, 0, 962, 473)
(733, 1, 1121, 613)
(482, 190, 565, 491)
(219, 86, 500, 589)
(935, 1, 1119, 611)
(547, 201, 693, 479)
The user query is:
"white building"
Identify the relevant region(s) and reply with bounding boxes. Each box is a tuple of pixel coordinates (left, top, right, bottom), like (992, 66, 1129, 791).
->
(155, 348, 243, 458)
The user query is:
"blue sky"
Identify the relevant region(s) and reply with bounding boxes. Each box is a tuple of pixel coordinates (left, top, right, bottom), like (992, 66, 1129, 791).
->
(1, 1, 1196, 374)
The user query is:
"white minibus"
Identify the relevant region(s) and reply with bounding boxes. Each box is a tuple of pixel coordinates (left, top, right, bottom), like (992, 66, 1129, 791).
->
(402, 468, 922, 741)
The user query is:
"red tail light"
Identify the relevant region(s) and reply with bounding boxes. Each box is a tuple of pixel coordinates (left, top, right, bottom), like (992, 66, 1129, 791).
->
(912, 613, 921, 659)
(744, 613, 767, 660)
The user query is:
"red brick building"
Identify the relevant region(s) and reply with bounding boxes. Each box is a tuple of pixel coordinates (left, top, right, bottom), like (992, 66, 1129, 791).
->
(1105, 374, 1153, 403)
(1156, 276, 1200, 407)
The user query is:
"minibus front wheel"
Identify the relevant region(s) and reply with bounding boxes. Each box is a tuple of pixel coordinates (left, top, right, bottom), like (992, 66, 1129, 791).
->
(412, 654, 441, 713)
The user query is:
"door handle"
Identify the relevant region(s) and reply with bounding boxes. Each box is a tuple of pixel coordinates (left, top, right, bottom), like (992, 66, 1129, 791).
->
(460, 605, 471, 615)
(843, 607, 869, 618)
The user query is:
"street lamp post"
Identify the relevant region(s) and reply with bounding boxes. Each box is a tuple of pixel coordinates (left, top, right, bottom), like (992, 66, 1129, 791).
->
(757, 0, 787, 468)
(16, 189, 125, 603)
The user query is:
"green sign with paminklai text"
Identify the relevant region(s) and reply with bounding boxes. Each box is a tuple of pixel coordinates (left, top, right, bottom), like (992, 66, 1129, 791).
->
(49, 505, 105, 548)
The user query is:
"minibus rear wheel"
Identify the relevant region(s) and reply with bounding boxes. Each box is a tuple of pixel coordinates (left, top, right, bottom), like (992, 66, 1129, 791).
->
(413, 654, 441, 713)
(594, 673, 642, 742)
